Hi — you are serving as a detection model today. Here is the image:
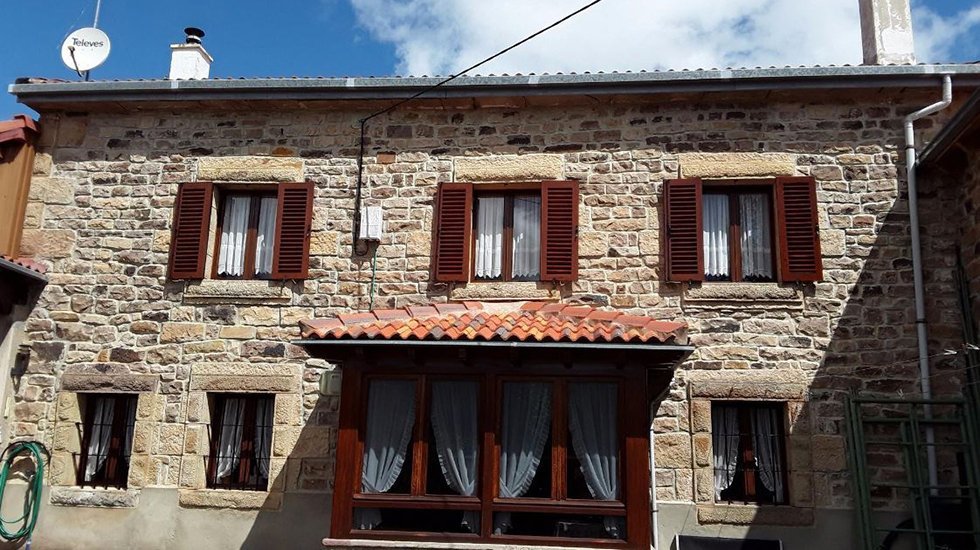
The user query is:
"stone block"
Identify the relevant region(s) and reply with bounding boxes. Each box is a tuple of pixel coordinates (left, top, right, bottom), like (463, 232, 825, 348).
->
(679, 152, 797, 178)
(191, 363, 297, 377)
(132, 421, 154, 454)
(33, 152, 52, 176)
(697, 504, 814, 526)
(56, 392, 80, 422)
(183, 340, 226, 354)
(160, 322, 206, 343)
(239, 307, 280, 326)
(136, 393, 165, 422)
(49, 451, 75, 486)
(156, 424, 186, 456)
(811, 435, 846, 472)
(50, 488, 140, 508)
(579, 232, 607, 258)
(821, 229, 846, 256)
(190, 375, 298, 392)
(654, 433, 692, 469)
(690, 400, 711, 433)
(178, 456, 206, 489)
(694, 468, 714, 503)
(450, 282, 560, 302)
(20, 229, 75, 258)
(61, 374, 158, 393)
(692, 433, 712, 467)
(183, 280, 290, 302)
(274, 393, 302, 426)
(178, 489, 282, 510)
(29, 177, 75, 205)
(310, 231, 339, 256)
(198, 156, 303, 182)
(186, 392, 207, 423)
(52, 423, 81, 454)
(455, 154, 563, 182)
(219, 326, 257, 340)
(184, 425, 205, 454)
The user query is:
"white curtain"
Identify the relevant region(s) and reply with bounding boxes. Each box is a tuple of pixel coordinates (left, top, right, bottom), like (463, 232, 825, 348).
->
(216, 397, 246, 480)
(357, 380, 417, 530)
(739, 193, 773, 280)
(84, 397, 115, 481)
(430, 381, 480, 532)
(711, 405, 740, 500)
(255, 397, 274, 478)
(217, 195, 251, 277)
(512, 196, 541, 280)
(495, 382, 552, 535)
(750, 407, 785, 503)
(703, 194, 730, 279)
(255, 197, 278, 277)
(475, 196, 504, 279)
(123, 397, 137, 462)
(568, 383, 623, 538)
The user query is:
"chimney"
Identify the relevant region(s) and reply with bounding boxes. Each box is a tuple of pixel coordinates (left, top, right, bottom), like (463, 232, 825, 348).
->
(169, 27, 212, 80)
(858, 0, 916, 65)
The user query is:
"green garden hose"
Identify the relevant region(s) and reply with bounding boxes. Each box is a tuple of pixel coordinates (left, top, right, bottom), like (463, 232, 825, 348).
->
(0, 441, 48, 542)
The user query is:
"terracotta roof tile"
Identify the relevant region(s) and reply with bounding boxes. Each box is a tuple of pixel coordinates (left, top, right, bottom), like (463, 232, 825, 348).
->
(299, 301, 687, 345)
(0, 255, 46, 275)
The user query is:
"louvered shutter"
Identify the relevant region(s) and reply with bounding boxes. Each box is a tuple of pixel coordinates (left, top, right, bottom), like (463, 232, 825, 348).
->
(541, 180, 579, 282)
(168, 182, 213, 279)
(432, 183, 472, 282)
(271, 182, 314, 279)
(775, 176, 822, 282)
(664, 178, 703, 282)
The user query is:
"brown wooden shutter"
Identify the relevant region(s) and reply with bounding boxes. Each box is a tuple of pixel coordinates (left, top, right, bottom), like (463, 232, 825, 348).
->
(775, 176, 822, 282)
(541, 180, 579, 282)
(271, 181, 314, 280)
(664, 178, 703, 282)
(168, 182, 213, 279)
(432, 183, 472, 282)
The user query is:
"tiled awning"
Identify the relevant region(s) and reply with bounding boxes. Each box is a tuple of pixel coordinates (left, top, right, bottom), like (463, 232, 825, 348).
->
(298, 301, 687, 346)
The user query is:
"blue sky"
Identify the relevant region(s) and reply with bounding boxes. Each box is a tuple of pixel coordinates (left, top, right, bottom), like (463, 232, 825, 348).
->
(4, 0, 979, 119)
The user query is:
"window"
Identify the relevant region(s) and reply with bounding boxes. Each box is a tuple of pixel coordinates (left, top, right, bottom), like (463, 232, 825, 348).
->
(77, 394, 137, 489)
(334, 370, 648, 547)
(711, 402, 787, 505)
(664, 177, 822, 283)
(433, 181, 579, 283)
(207, 394, 274, 491)
(168, 182, 313, 280)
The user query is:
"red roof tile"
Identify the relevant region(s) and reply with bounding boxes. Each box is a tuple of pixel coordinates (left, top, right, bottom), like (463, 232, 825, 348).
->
(0, 254, 46, 275)
(299, 302, 687, 345)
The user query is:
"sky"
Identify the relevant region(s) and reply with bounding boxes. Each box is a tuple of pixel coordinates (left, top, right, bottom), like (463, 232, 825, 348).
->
(3, 0, 979, 119)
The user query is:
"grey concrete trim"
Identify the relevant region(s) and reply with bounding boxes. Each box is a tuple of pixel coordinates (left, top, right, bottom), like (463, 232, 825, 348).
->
(61, 374, 158, 393)
(919, 87, 980, 165)
(11, 64, 980, 108)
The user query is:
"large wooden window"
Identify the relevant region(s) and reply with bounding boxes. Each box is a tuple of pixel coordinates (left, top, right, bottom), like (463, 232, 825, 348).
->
(168, 181, 313, 280)
(711, 402, 788, 505)
(207, 394, 274, 491)
(333, 367, 650, 548)
(77, 394, 137, 489)
(433, 181, 579, 283)
(664, 177, 821, 283)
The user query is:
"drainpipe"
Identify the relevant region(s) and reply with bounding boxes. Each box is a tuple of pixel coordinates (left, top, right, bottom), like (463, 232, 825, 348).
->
(649, 407, 659, 549)
(905, 74, 952, 490)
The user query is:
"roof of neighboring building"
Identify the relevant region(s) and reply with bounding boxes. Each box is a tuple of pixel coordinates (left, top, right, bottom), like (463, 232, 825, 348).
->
(919, 87, 980, 166)
(10, 64, 980, 110)
(298, 301, 688, 346)
(0, 115, 37, 147)
(0, 254, 47, 284)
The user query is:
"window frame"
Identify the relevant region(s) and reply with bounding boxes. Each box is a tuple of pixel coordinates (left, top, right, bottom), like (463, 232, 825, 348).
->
(701, 182, 777, 283)
(206, 393, 274, 491)
(471, 190, 542, 283)
(210, 188, 278, 281)
(710, 401, 789, 506)
(76, 393, 137, 489)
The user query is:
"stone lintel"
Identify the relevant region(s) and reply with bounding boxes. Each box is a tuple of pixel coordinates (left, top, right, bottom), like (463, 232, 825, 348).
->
(678, 152, 797, 179)
(454, 154, 563, 182)
(191, 362, 298, 377)
(197, 156, 303, 182)
(189, 374, 298, 392)
(50, 487, 140, 508)
(61, 374, 158, 393)
(687, 372, 807, 401)
(450, 281, 561, 302)
(178, 489, 282, 510)
(696, 504, 814, 526)
(682, 283, 803, 311)
(183, 279, 291, 302)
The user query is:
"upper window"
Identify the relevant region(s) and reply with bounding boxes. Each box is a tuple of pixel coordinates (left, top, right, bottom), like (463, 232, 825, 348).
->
(664, 177, 822, 283)
(711, 402, 787, 505)
(432, 181, 579, 284)
(168, 182, 313, 280)
(207, 393, 274, 491)
(78, 394, 137, 489)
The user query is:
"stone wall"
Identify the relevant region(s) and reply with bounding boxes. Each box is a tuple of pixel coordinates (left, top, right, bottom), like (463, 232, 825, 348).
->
(13, 93, 968, 542)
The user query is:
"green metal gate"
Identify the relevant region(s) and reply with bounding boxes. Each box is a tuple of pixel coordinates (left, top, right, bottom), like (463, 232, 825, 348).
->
(846, 396, 980, 550)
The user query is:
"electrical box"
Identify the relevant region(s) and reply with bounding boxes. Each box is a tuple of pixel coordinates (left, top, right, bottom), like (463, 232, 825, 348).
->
(319, 372, 342, 396)
(359, 206, 383, 241)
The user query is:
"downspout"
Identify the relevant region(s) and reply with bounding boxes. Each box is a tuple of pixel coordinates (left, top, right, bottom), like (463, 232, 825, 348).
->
(905, 74, 952, 490)
(649, 407, 659, 549)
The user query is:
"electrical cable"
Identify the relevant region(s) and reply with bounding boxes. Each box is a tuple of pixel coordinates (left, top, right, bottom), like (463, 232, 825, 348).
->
(0, 441, 49, 543)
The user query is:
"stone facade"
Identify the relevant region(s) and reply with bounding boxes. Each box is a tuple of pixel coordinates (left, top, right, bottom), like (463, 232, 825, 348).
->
(11, 89, 972, 547)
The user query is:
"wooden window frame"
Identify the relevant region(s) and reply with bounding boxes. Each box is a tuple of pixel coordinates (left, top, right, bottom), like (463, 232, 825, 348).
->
(333, 364, 650, 549)
(471, 191, 541, 283)
(711, 401, 788, 506)
(206, 393, 273, 491)
(211, 188, 277, 280)
(701, 182, 777, 283)
(76, 393, 137, 489)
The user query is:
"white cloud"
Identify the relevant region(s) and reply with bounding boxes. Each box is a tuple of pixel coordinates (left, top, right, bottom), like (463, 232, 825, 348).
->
(913, 4, 980, 63)
(348, 0, 866, 76)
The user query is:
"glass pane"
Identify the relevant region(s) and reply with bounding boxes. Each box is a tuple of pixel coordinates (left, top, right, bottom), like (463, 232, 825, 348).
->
(254, 196, 277, 278)
(354, 508, 479, 534)
(492, 512, 624, 540)
(475, 196, 504, 279)
(499, 382, 552, 499)
(512, 196, 541, 280)
(702, 193, 730, 280)
(217, 194, 252, 277)
(567, 382, 619, 501)
(362, 380, 417, 495)
(739, 193, 774, 281)
(428, 380, 480, 496)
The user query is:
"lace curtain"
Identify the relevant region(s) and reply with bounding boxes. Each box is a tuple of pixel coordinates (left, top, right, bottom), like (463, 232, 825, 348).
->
(703, 194, 730, 279)
(215, 398, 247, 480)
(711, 404, 740, 500)
(512, 196, 541, 279)
(255, 196, 278, 277)
(495, 382, 552, 534)
(750, 407, 785, 503)
(568, 383, 623, 538)
(430, 381, 480, 532)
(217, 196, 251, 277)
(475, 197, 504, 279)
(739, 193, 773, 280)
(255, 397, 274, 478)
(84, 397, 116, 481)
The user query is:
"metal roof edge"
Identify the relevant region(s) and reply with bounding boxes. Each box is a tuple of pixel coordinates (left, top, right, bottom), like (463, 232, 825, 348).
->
(292, 338, 695, 353)
(0, 257, 48, 284)
(919, 87, 980, 166)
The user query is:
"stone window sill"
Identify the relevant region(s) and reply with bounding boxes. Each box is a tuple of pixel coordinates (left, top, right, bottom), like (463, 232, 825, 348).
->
(50, 487, 139, 508)
(323, 538, 597, 550)
(182, 279, 291, 303)
(696, 504, 814, 526)
(681, 282, 803, 311)
(178, 488, 282, 510)
(449, 281, 562, 302)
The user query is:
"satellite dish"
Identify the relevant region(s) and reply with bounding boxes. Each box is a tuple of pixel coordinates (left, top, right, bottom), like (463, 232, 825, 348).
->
(60, 28, 111, 73)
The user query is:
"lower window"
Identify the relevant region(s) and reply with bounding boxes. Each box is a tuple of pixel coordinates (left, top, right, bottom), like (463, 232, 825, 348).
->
(711, 402, 787, 504)
(207, 394, 274, 490)
(77, 393, 137, 489)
